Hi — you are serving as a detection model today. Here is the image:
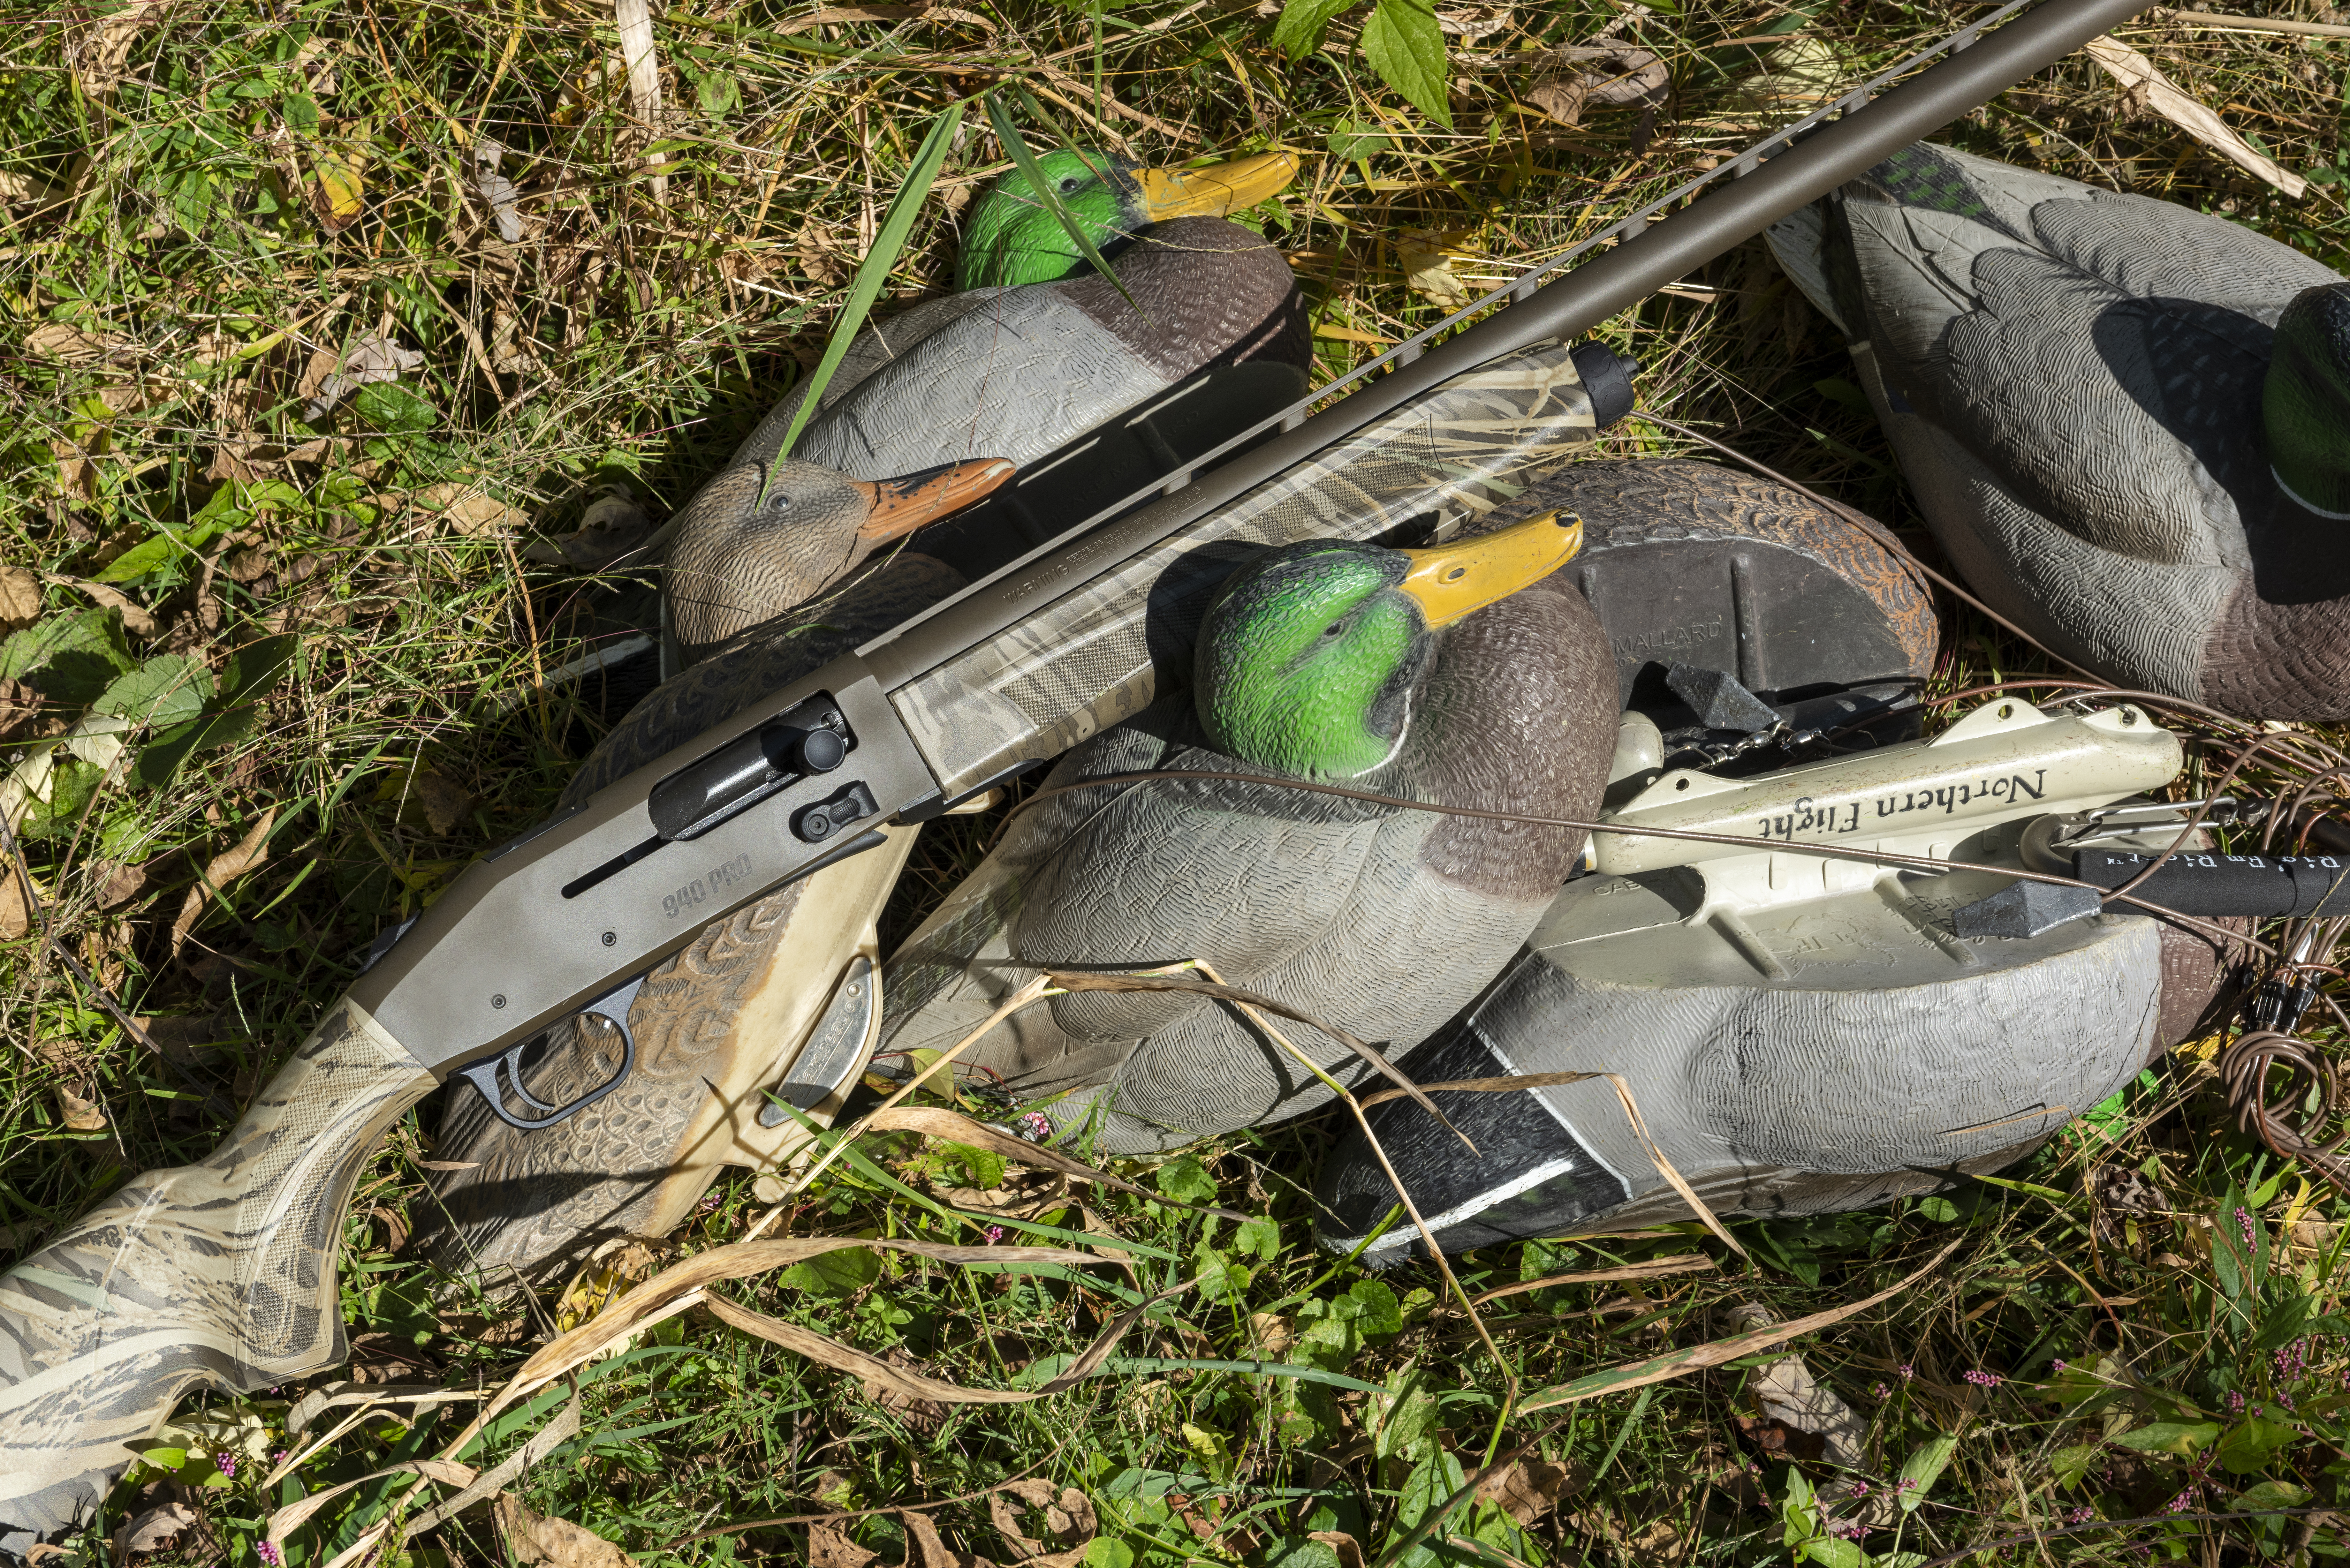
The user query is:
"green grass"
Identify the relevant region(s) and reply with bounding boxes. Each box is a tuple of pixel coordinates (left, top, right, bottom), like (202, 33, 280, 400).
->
(5, 0, 2350, 1565)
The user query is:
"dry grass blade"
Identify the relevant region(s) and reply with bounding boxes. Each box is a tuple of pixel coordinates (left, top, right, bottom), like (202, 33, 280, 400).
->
(266, 1457, 478, 1547)
(2083, 35, 2307, 197)
(1467, 1254, 1717, 1307)
(865, 1104, 1248, 1221)
(406, 1394, 585, 1535)
(1516, 1238, 1964, 1413)
(439, 1234, 1098, 1458)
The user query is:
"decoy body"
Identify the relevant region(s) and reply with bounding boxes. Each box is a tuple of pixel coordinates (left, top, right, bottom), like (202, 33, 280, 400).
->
(670, 150, 1308, 658)
(1767, 141, 2350, 719)
(876, 509, 1618, 1155)
(419, 150, 1306, 1286)
(1316, 693, 2239, 1262)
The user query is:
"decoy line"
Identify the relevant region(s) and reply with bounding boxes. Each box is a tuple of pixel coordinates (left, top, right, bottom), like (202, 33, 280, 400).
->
(1131, 0, 2042, 506)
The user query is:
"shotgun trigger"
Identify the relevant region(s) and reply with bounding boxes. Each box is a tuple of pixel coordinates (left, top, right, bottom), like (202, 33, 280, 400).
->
(456, 974, 644, 1131)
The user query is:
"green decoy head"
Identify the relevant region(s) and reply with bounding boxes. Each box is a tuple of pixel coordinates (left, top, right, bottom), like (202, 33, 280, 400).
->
(1194, 511, 1584, 780)
(2269, 282, 2350, 521)
(956, 148, 1298, 290)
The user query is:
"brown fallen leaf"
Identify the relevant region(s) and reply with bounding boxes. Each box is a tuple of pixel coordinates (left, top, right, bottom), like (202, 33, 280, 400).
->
(1398, 230, 1473, 309)
(112, 1487, 198, 1559)
(68, 0, 173, 95)
(1474, 1457, 1586, 1526)
(61, 576, 158, 638)
(1436, 4, 1512, 39)
(1, 862, 34, 939)
(413, 481, 529, 539)
(172, 806, 277, 960)
(2086, 35, 2306, 197)
(304, 334, 423, 422)
(135, 1013, 220, 1060)
(1527, 44, 1667, 127)
(991, 1479, 1097, 1562)
(524, 489, 653, 569)
(412, 769, 475, 836)
(0, 566, 39, 631)
(1308, 1532, 1365, 1568)
(2091, 1161, 2168, 1254)
(494, 1496, 633, 1568)
(55, 1083, 107, 1132)
(810, 1524, 880, 1568)
(0, 676, 45, 747)
(904, 1510, 997, 1568)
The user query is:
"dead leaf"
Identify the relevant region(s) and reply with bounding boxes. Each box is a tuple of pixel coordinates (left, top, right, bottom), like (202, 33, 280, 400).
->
(810, 1525, 880, 1568)
(304, 334, 423, 422)
(1249, 1311, 1295, 1358)
(473, 139, 525, 243)
(308, 142, 368, 233)
(1, 863, 33, 939)
(68, 0, 172, 95)
(172, 806, 277, 960)
(2085, 35, 2306, 197)
(1527, 44, 1667, 126)
(61, 576, 157, 638)
(493, 1496, 633, 1568)
(903, 1510, 997, 1568)
(0, 567, 39, 631)
(1436, 4, 1512, 38)
(1474, 1458, 1585, 1525)
(1308, 1533, 1365, 1568)
(112, 1490, 198, 1558)
(0, 676, 46, 747)
(411, 769, 474, 836)
(991, 1480, 1096, 1561)
(55, 1083, 107, 1132)
(780, 4, 934, 32)
(2092, 1162, 2168, 1253)
(26, 321, 135, 363)
(415, 481, 528, 539)
(1398, 230, 1473, 309)
(524, 488, 651, 568)
(136, 1013, 220, 1060)
(798, 218, 849, 287)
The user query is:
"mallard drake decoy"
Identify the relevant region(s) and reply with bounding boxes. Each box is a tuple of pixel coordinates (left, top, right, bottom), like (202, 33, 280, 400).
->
(876, 508, 1618, 1155)
(1765, 140, 2350, 720)
(1314, 697, 2240, 1262)
(957, 147, 1298, 289)
(665, 153, 1309, 660)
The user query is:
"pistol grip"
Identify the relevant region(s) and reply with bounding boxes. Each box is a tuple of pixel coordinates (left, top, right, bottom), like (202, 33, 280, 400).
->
(0, 1001, 435, 1546)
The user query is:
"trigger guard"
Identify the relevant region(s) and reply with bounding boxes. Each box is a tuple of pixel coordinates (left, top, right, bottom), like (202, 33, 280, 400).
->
(457, 975, 644, 1132)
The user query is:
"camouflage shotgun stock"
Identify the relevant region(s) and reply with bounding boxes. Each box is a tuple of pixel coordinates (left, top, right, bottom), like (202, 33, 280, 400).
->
(0, 0, 2149, 1541)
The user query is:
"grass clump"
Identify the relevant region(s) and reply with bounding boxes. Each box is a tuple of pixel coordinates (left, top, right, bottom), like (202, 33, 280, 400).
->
(6, 1, 2350, 1566)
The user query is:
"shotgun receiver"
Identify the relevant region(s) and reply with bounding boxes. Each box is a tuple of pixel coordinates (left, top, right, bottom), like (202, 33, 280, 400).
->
(0, 0, 2152, 1538)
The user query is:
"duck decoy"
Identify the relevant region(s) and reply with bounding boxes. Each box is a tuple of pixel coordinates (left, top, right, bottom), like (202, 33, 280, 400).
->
(956, 147, 1299, 289)
(417, 150, 1310, 1286)
(876, 506, 1618, 1154)
(1764, 140, 2350, 720)
(1314, 697, 2240, 1262)
(663, 151, 1310, 663)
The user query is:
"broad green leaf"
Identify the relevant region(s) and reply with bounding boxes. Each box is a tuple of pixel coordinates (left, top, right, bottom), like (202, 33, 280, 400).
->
(2254, 1291, 2316, 1353)
(95, 655, 214, 730)
(95, 527, 198, 584)
(1193, 1240, 1251, 1304)
(777, 1245, 882, 1297)
(222, 632, 299, 699)
(1914, 1195, 1960, 1223)
(1797, 1539, 1865, 1568)
(2216, 1414, 2299, 1474)
(1084, 1541, 1133, 1568)
(1325, 121, 1390, 161)
(1233, 1214, 1281, 1261)
(2112, 1420, 2220, 1457)
(1371, 1364, 1439, 1461)
(2238, 1479, 2312, 1511)
(1391, 1444, 1468, 1568)
(0, 607, 135, 702)
(18, 757, 104, 841)
(771, 102, 966, 468)
(352, 381, 437, 434)
(1272, 0, 1354, 59)
(1348, 1278, 1403, 1336)
(1897, 1434, 1959, 1513)
(694, 69, 741, 115)
(1155, 1154, 1217, 1205)
(1361, 0, 1452, 130)
(133, 707, 259, 788)
(2051, 1442, 2101, 1491)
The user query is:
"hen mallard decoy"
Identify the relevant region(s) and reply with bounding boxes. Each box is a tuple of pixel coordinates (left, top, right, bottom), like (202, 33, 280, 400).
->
(1765, 140, 2350, 720)
(875, 509, 1618, 1154)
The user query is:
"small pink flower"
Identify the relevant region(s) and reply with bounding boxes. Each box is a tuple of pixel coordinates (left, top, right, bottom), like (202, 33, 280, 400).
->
(215, 1451, 238, 1479)
(983, 1225, 1004, 1244)
(1870, 1382, 1888, 1397)
(2237, 1207, 2259, 1248)
(1897, 1363, 1914, 1380)
(1963, 1369, 2001, 1387)
(2228, 1390, 2246, 1412)
(2066, 1506, 2093, 1526)
(1850, 1481, 1870, 1496)
(2051, 1359, 2068, 1372)
(1019, 1112, 1053, 1141)
(258, 1543, 283, 1567)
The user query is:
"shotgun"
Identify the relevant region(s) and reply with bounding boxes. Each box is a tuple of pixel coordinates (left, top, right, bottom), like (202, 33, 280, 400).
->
(0, 0, 2150, 1538)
